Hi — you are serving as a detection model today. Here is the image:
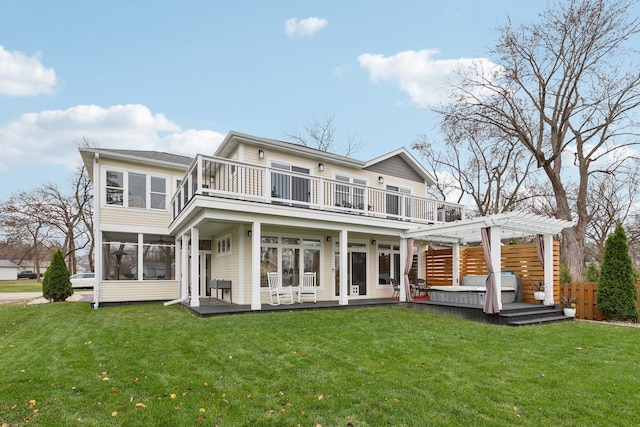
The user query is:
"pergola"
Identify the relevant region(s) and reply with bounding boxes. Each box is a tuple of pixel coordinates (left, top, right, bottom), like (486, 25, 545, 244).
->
(402, 212, 574, 313)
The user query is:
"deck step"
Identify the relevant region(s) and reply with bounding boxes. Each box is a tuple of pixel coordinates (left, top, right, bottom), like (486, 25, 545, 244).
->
(508, 315, 574, 326)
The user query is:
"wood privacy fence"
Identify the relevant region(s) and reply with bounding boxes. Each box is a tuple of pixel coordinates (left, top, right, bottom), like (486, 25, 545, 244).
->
(426, 242, 560, 304)
(560, 282, 640, 321)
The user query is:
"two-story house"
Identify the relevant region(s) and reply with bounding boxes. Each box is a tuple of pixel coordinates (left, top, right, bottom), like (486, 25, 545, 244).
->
(80, 131, 570, 312)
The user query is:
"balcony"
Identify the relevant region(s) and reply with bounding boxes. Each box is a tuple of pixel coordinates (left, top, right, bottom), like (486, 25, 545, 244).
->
(171, 155, 465, 225)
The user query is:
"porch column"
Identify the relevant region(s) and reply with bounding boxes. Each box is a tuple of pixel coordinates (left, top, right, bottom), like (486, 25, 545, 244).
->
(490, 226, 502, 310)
(251, 221, 262, 310)
(543, 233, 554, 305)
(339, 229, 348, 305)
(452, 243, 460, 286)
(180, 234, 189, 300)
(399, 238, 408, 302)
(189, 226, 200, 307)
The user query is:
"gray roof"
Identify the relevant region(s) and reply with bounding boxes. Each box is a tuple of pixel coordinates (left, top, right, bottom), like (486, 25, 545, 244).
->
(99, 149, 193, 166)
(0, 260, 19, 268)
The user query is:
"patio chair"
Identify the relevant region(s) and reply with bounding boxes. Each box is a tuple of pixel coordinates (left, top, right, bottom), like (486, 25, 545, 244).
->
(414, 278, 430, 297)
(299, 272, 317, 303)
(267, 272, 294, 306)
(391, 278, 400, 298)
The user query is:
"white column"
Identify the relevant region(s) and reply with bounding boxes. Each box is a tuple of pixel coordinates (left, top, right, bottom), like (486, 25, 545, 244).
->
(237, 225, 245, 305)
(189, 227, 200, 307)
(181, 234, 189, 300)
(544, 234, 554, 305)
(339, 229, 348, 305)
(490, 227, 502, 310)
(452, 243, 460, 286)
(175, 237, 182, 297)
(251, 222, 262, 310)
(399, 238, 407, 302)
(137, 234, 144, 280)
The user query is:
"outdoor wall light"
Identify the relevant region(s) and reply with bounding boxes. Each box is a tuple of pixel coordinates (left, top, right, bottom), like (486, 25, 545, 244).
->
(258, 149, 264, 160)
(318, 162, 324, 172)
(326, 236, 331, 242)
(378, 176, 384, 184)
(371, 240, 376, 245)
(247, 230, 252, 237)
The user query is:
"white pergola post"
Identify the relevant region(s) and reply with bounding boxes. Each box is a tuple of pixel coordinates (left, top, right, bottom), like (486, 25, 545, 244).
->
(339, 229, 348, 305)
(189, 227, 200, 307)
(452, 243, 460, 286)
(544, 233, 554, 305)
(490, 226, 503, 310)
(400, 238, 407, 301)
(251, 221, 261, 310)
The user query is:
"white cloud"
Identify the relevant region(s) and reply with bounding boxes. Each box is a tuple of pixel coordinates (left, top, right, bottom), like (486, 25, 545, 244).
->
(285, 17, 328, 38)
(0, 104, 225, 171)
(0, 45, 57, 96)
(358, 49, 501, 108)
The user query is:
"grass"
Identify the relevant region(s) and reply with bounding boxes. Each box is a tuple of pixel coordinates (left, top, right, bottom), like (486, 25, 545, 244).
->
(1, 303, 639, 426)
(0, 280, 42, 293)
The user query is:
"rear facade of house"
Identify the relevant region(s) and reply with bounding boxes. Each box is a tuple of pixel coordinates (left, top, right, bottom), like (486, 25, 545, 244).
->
(80, 131, 465, 309)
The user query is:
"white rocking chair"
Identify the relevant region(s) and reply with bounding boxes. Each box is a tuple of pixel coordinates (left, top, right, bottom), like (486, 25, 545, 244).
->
(299, 272, 317, 303)
(267, 272, 294, 306)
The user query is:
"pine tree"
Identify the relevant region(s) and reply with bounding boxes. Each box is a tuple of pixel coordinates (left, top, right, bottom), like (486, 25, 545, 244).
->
(42, 249, 73, 302)
(596, 222, 638, 321)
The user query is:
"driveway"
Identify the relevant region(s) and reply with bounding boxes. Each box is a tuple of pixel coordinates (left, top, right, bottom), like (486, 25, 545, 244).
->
(0, 291, 93, 305)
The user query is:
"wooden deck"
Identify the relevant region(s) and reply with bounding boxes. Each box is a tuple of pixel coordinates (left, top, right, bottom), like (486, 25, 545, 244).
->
(183, 297, 573, 326)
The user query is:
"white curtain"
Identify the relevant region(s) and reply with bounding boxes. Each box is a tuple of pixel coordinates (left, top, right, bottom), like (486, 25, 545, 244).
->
(404, 238, 414, 302)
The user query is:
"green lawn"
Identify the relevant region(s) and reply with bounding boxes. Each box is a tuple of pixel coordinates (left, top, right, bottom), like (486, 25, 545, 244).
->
(0, 280, 42, 293)
(1, 303, 639, 426)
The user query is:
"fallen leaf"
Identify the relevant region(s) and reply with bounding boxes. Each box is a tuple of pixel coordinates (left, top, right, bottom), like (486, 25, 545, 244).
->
(170, 393, 176, 399)
(393, 398, 400, 403)
(199, 408, 206, 414)
(135, 403, 146, 408)
(197, 416, 205, 423)
(111, 411, 117, 417)
(102, 377, 110, 382)
(279, 391, 284, 396)
(318, 394, 323, 400)
(203, 381, 210, 387)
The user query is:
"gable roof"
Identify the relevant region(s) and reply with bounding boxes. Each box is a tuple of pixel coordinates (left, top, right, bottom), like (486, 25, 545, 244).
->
(0, 260, 19, 268)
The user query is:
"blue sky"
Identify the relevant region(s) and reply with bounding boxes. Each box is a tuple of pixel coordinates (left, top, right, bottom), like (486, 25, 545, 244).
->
(0, 0, 548, 200)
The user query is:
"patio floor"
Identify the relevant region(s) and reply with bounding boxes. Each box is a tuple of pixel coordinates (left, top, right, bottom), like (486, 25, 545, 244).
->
(182, 297, 572, 326)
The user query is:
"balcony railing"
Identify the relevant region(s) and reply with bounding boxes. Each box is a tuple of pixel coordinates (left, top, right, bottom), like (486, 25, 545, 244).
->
(171, 155, 465, 225)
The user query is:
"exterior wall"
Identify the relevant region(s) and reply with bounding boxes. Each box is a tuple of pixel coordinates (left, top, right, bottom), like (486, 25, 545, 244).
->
(236, 141, 429, 199)
(99, 280, 179, 302)
(0, 267, 18, 280)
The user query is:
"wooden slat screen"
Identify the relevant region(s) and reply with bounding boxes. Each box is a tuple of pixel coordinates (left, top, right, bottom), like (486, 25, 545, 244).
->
(426, 242, 560, 303)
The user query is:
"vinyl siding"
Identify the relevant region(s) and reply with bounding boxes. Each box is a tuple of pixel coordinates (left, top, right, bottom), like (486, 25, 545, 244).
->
(99, 280, 179, 302)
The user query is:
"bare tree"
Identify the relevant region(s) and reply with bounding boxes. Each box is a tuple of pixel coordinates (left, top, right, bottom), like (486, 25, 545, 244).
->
(434, 0, 640, 280)
(284, 112, 362, 157)
(0, 191, 57, 278)
(413, 118, 539, 216)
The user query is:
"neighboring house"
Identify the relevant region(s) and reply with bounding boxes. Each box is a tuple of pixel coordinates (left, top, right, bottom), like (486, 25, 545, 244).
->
(0, 260, 20, 280)
(80, 131, 571, 311)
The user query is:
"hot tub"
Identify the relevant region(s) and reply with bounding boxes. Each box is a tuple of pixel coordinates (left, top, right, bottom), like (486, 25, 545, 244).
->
(428, 275, 519, 305)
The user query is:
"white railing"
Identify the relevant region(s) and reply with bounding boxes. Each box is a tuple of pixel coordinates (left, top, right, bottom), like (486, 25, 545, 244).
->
(171, 155, 465, 224)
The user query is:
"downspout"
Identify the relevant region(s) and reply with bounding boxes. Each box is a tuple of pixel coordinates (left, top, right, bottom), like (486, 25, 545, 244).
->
(164, 296, 188, 306)
(93, 152, 101, 309)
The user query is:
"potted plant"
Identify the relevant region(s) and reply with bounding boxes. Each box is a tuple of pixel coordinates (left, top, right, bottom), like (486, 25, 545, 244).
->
(561, 295, 578, 317)
(532, 282, 545, 301)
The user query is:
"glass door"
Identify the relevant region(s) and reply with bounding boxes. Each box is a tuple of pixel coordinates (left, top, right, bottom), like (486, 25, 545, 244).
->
(334, 244, 367, 297)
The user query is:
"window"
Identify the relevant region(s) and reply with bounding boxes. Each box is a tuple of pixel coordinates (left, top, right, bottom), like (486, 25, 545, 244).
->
(270, 162, 310, 203)
(217, 234, 232, 255)
(150, 177, 166, 209)
(106, 171, 124, 205)
(104, 170, 167, 210)
(259, 235, 321, 287)
(102, 233, 175, 281)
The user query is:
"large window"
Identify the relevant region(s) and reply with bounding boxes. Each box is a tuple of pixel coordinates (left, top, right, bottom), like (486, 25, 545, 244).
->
(271, 162, 310, 203)
(102, 233, 175, 280)
(334, 175, 366, 209)
(259, 235, 321, 287)
(104, 170, 167, 210)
